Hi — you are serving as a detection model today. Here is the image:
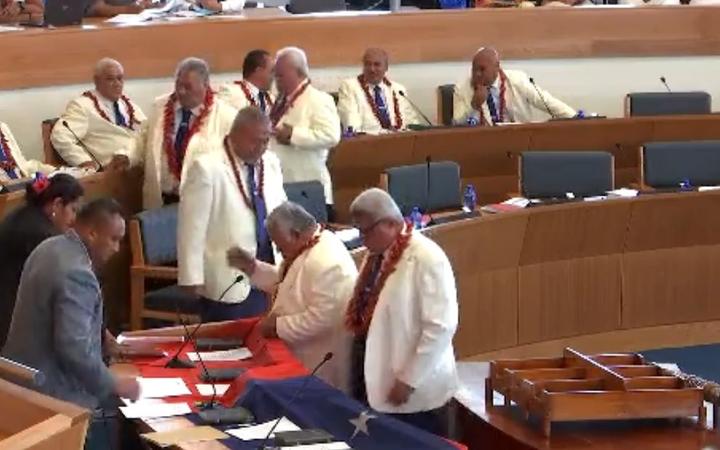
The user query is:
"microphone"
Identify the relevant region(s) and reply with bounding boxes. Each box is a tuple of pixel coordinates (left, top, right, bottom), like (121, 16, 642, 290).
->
(257, 352, 334, 450)
(660, 76, 672, 93)
(61, 120, 103, 171)
(528, 77, 557, 120)
(397, 91, 433, 127)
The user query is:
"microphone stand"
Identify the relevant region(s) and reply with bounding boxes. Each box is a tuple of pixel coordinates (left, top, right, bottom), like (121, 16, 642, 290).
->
(528, 77, 557, 120)
(61, 120, 104, 171)
(660, 76, 672, 93)
(398, 91, 434, 127)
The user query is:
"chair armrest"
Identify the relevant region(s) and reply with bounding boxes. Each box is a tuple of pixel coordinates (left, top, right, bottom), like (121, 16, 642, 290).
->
(130, 265, 178, 280)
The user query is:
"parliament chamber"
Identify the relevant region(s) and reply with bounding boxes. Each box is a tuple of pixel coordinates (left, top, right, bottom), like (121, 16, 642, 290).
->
(4, 3, 720, 450)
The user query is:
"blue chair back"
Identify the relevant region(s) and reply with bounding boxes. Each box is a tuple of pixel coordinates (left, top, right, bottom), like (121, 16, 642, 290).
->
(284, 181, 328, 224)
(135, 204, 178, 266)
(627, 92, 711, 117)
(521, 151, 614, 198)
(643, 140, 720, 188)
(385, 161, 462, 216)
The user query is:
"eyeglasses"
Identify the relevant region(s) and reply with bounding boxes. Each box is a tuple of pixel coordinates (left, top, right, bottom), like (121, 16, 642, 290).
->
(356, 219, 382, 236)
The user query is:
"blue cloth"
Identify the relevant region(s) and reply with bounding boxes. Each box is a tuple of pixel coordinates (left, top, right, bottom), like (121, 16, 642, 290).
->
(199, 289, 268, 321)
(112, 101, 127, 127)
(247, 164, 273, 264)
(373, 85, 391, 128)
(0, 139, 18, 179)
(258, 92, 266, 113)
(189, 376, 457, 450)
(175, 108, 192, 162)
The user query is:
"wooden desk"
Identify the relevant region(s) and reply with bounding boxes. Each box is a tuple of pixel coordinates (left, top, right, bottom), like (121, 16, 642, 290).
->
(4, 7, 720, 90)
(455, 361, 720, 450)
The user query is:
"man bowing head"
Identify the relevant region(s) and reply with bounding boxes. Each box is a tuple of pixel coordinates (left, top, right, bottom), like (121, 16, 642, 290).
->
(178, 107, 286, 322)
(143, 57, 236, 209)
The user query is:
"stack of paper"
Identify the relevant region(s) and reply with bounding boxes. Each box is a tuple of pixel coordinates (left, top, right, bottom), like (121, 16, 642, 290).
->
(196, 384, 230, 396)
(187, 347, 252, 362)
(226, 417, 300, 440)
(120, 401, 191, 419)
(137, 377, 192, 398)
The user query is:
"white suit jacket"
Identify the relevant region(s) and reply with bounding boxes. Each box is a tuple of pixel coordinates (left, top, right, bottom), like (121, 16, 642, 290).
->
(0, 122, 55, 183)
(453, 69, 576, 125)
(217, 80, 274, 113)
(364, 232, 459, 413)
(51, 91, 146, 168)
(336, 77, 420, 134)
(269, 84, 341, 204)
(178, 147, 286, 303)
(142, 93, 237, 209)
(250, 229, 357, 393)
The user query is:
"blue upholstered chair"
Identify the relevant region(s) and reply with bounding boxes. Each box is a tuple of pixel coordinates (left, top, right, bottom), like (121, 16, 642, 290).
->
(284, 181, 328, 224)
(625, 92, 711, 117)
(380, 161, 462, 216)
(642, 140, 720, 188)
(520, 151, 614, 199)
(129, 204, 200, 330)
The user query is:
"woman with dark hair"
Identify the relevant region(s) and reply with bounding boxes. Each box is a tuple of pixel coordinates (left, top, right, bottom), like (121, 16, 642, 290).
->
(0, 173, 84, 347)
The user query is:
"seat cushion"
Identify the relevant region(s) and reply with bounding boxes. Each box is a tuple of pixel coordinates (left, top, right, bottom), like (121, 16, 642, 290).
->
(144, 285, 202, 315)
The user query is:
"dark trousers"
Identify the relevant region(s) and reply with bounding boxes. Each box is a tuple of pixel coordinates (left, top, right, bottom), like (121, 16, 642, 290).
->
(387, 403, 450, 438)
(200, 288, 268, 322)
(350, 334, 368, 404)
(162, 192, 180, 205)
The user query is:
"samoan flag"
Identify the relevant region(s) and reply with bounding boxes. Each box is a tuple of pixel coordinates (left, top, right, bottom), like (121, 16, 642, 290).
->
(193, 376, 465, 450)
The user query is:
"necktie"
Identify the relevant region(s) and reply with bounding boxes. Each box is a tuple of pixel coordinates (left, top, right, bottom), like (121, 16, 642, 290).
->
(258, 92, 267, 113)
(0, 140, 17, 179)
(113, 101, 127, 127)
(175, 108, 192, 163)
(247, 164, 273, 264)
(486, 87, 500, 123)
(359, 254, 384, 308)
(373, 85, 391, 128)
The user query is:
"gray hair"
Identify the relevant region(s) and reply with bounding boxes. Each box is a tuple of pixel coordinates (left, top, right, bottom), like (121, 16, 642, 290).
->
(349, 188, 403, 224)
(175, 57, 210, 84)
(276, 47, 310, 77)
(231, 106, 269, 132)
(266, 201, 317, 236)
(94, 57, 123, 77)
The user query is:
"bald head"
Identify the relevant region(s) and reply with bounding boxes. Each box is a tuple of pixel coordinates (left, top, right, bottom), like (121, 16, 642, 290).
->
(362, 48, 389, 85)
(471, 47, 501, 88)
(94, 58, 125, 102)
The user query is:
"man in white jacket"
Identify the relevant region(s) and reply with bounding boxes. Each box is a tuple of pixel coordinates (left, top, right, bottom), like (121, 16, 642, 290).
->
(51, 58, 146, 171)
(453, 47, 576, 126)
(345, 188, 458, 437)
(178, 107, 286, 321)
(227, 202, 357, 392)
(217, 49, 274, 113)
(0, 121, 56, 183)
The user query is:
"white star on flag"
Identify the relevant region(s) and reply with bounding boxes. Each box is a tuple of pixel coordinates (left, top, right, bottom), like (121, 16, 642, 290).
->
(348, 410, 376, 441)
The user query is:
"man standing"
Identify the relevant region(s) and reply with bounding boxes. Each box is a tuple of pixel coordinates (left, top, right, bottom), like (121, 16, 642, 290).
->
(227, 202, 357, 392)
(337, 48, 420, 134)
(2, 198, 140, 449)
(270, 47, 341, 219)
(51, 58, 146, 171)
(346, 188, 458, 437)
(143, 57, 237, 209)
(178, 107, 286, 321)
(218, 49, 275, 113)
(453, 47, 576, 125)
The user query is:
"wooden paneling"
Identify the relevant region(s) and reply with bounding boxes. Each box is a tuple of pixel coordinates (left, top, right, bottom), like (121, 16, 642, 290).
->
(5, 8, 720, 90)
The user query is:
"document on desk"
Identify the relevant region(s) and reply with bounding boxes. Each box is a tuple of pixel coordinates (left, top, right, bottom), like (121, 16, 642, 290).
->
(120, 401, 192, 419)
(226, 417, 300, 440)
(196, 384, 230, 396)
(142, 426, 229, 446)
(187, 347, 252, 362)
(137, 377, 192, 398)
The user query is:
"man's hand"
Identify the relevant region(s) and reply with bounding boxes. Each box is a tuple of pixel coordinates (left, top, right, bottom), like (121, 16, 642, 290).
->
(275, 125, 293, 146)
(259, 313, 278, 338)
(78, 161, 100, 171)
(387, 379, 414, 406)
(198, 0, 222, 11)
(471, 85, 489, 111)
(227, 247, 257, 275)
(181, 285, 203, 298)
(107, 155, 130, 171)
(114, 375, 141, 401)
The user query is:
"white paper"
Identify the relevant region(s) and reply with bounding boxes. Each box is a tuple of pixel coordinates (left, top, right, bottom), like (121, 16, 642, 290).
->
(116, 334, 184, 345)
(121, 397, 165, 407)
(196, 384, 230, 396)
(0, 25, 24, 32)
(226, 417, 300, 440)
(120, 402, 191, 419)
(606, 188, 638, 198)
(699, 186, 720, 192)
(502, 197, 530, 208)
(280, 443, 350, 450)
(656, 362, 681, 374)
(187, 347, 252, 362)
(137, 377, 192, 398)
(584, 195, 607, 202)
(334, 228, 360, 243)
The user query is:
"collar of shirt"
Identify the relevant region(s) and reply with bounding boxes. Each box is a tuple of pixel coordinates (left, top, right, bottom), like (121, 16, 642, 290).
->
(95, 90, 125, 116)
(175, 101, 203, 117)
(243, 80, 262, 98)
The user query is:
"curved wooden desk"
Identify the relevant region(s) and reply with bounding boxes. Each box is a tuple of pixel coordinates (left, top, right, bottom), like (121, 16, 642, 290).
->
(3, 7, 720, 90)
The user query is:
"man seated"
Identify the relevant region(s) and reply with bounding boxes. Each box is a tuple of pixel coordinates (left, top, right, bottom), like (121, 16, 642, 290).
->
(85, 0, 153, 17)
(51, 58, 146, 171)
(337, 48, 420, 134)
(0, 0, 43, 23)
(143, 57, 236, 208)
(217, 49, 275, 113)
(227, 202, 357, 392)
(2, 198, 140, 450)
(0, 121, 55, 183)
(453, 47, 576, 126)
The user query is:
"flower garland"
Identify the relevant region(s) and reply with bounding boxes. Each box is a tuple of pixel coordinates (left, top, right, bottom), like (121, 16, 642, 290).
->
(82, 91, 139, 130)
(269, 80, 311, 128)
(345, 222, 413, 335)
(0, 126, 19, 176)
(357, 75, 403, 131)
(270, 225, 324, 306)
(162, 89, 214, 181)
(224, 137, 264, 211)
(235, 80, 274, 110)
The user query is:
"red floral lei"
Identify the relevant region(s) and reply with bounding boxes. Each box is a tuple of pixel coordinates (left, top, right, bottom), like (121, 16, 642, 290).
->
(82, 91, 139, 130)
(345, 222, 413, 335)
(269, 80, 311, 128)
(224, 137, 264, 211)
(0, 127, 19, 175)
(270, 225, 323, 306)
(162, 90, 214, 181)
(235, 80, 274, 110)
(357, 75, 403, 130)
